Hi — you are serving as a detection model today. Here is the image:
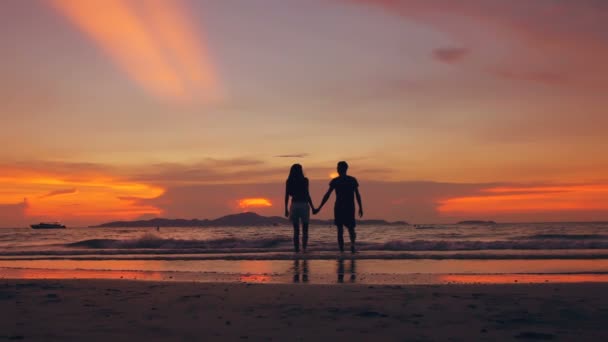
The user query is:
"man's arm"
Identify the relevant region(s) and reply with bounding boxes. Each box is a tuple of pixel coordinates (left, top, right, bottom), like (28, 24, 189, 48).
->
(355, 187, 363, 218)
(315, 187, 334, 214)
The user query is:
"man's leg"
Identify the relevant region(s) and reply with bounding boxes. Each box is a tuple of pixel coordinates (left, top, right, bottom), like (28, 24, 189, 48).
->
(292, 221, 300, 252)
(336, 224, 345, 252)
(346, 225, 357, 253)
(349, 258, 357, 282)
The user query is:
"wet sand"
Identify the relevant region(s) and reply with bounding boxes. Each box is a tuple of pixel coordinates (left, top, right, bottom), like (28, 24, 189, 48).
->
(3, 280, 608, 341)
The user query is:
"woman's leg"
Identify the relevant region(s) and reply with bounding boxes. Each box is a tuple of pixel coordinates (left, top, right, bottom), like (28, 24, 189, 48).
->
(292, 220, 300, 252)
(302, 222, 309, 251)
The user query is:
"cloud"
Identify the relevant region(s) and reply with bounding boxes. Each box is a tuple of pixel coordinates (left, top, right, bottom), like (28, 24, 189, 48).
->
(274, 153, 309, 158)
(132, 158, 283, 185)
(50, 0, 219, 102)
(8, 159, 608, 226)
(438, 184, 608, 218)
(433, 47, 470, 64)
(0, 161, 164, 226)
(39, 188, 77, 199)
(135, 180, 489, 223)
(117, 196, 147, 202)
(344, 0, 608, 88)
(132, 159, 389, 186)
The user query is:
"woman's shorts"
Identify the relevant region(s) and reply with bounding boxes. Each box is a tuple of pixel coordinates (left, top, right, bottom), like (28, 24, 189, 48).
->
(290, 202, 310, 224)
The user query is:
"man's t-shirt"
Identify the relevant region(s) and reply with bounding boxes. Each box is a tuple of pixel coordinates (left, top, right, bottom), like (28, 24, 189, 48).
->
(330, 175, 358, 209)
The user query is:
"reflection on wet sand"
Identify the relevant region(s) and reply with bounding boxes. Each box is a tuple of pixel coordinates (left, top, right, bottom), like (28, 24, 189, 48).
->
(439, 274, 608, 284)
(337, 258, 356, 283)
(293, 259, 309, 283)
(0, 267, 165, 281)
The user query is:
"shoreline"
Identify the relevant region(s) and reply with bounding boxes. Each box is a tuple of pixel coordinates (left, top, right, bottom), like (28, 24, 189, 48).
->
(3, 249, 608, 260)
(4, 279, 608, 341)
(3, 257, 608, 285)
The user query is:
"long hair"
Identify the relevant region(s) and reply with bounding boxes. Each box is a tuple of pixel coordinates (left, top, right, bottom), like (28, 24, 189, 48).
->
(287, 164, 305, 184)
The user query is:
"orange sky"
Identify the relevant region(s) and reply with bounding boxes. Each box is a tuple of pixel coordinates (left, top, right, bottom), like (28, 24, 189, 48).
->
(1, 0, 608, 226)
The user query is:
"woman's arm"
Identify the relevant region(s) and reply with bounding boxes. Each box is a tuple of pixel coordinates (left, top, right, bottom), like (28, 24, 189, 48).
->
(284, 184, 290, 217)
(306, 180, 315, 211)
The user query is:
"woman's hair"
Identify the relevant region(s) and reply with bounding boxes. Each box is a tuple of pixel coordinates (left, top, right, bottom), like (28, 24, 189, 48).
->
(287, 164, 305, 183)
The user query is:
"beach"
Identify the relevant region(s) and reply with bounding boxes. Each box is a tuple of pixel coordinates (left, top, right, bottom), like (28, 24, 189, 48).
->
(3, 223, 608, 340)
(4, 279, 608, 341)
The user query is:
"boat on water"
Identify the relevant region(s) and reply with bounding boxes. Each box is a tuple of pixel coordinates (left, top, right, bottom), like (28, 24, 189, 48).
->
(31, 222, 66, 229)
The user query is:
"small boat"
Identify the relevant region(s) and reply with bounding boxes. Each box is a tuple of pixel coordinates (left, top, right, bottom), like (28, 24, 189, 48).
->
(31, 222, 66, 229)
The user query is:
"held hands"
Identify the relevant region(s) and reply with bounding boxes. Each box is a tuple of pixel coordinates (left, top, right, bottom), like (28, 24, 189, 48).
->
(312, 207, 320, 215)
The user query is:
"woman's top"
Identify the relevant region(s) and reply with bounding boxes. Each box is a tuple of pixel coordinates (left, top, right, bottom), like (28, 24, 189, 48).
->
(286, 177, 309, 203)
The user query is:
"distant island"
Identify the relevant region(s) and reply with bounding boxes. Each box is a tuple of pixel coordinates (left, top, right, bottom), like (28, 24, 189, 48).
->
(457, 220, 497, 225)
(92, 212, 408, 228)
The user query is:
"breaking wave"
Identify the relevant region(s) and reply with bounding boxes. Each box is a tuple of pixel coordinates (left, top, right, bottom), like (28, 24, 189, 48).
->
(62, 234, 608, 252)
(67, 234, 290, 250)
(524, 234, 608, 240)
(367, 239, 608, 251)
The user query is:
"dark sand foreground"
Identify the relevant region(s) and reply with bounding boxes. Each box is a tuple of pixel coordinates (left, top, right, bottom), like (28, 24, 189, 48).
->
(3, 280, 608, 341)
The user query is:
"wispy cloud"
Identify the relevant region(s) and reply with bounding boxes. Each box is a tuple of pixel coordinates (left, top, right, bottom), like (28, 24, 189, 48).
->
(39, 188, 77, 199)
(274, 153, 309, 158)
(50, 0, 219, 102)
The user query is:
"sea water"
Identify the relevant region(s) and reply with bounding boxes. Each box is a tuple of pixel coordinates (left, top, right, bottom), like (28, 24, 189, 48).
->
(1, 222, 608, 284)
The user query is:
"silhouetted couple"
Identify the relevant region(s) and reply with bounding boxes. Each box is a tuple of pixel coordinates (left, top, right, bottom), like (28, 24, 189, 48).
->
(284, 161, 363, 253)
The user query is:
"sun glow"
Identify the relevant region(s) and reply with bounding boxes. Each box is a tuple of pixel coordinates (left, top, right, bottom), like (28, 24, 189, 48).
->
(238, 198, 273, 209)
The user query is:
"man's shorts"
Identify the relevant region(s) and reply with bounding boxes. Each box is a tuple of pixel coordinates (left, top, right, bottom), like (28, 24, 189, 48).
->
(334, 205, 356, 228)
(290, 202, 310, 224)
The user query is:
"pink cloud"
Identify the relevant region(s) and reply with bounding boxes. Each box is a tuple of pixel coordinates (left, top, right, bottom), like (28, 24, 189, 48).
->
(433, 47, 470, 64)
(345, 0, 608, 88)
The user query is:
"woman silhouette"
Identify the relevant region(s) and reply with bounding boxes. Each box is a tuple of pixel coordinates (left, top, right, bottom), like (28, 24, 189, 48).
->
(284, 164, 315, 253)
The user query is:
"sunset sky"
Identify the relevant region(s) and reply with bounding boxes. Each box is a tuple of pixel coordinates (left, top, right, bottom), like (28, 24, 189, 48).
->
(1, 0, 608, 226)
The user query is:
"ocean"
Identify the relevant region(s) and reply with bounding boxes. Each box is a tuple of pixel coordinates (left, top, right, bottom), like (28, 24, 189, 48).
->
(2, 222, 608, 284)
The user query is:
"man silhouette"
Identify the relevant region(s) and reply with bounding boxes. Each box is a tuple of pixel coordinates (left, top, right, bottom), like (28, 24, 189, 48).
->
(314, 161, 363, 253)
